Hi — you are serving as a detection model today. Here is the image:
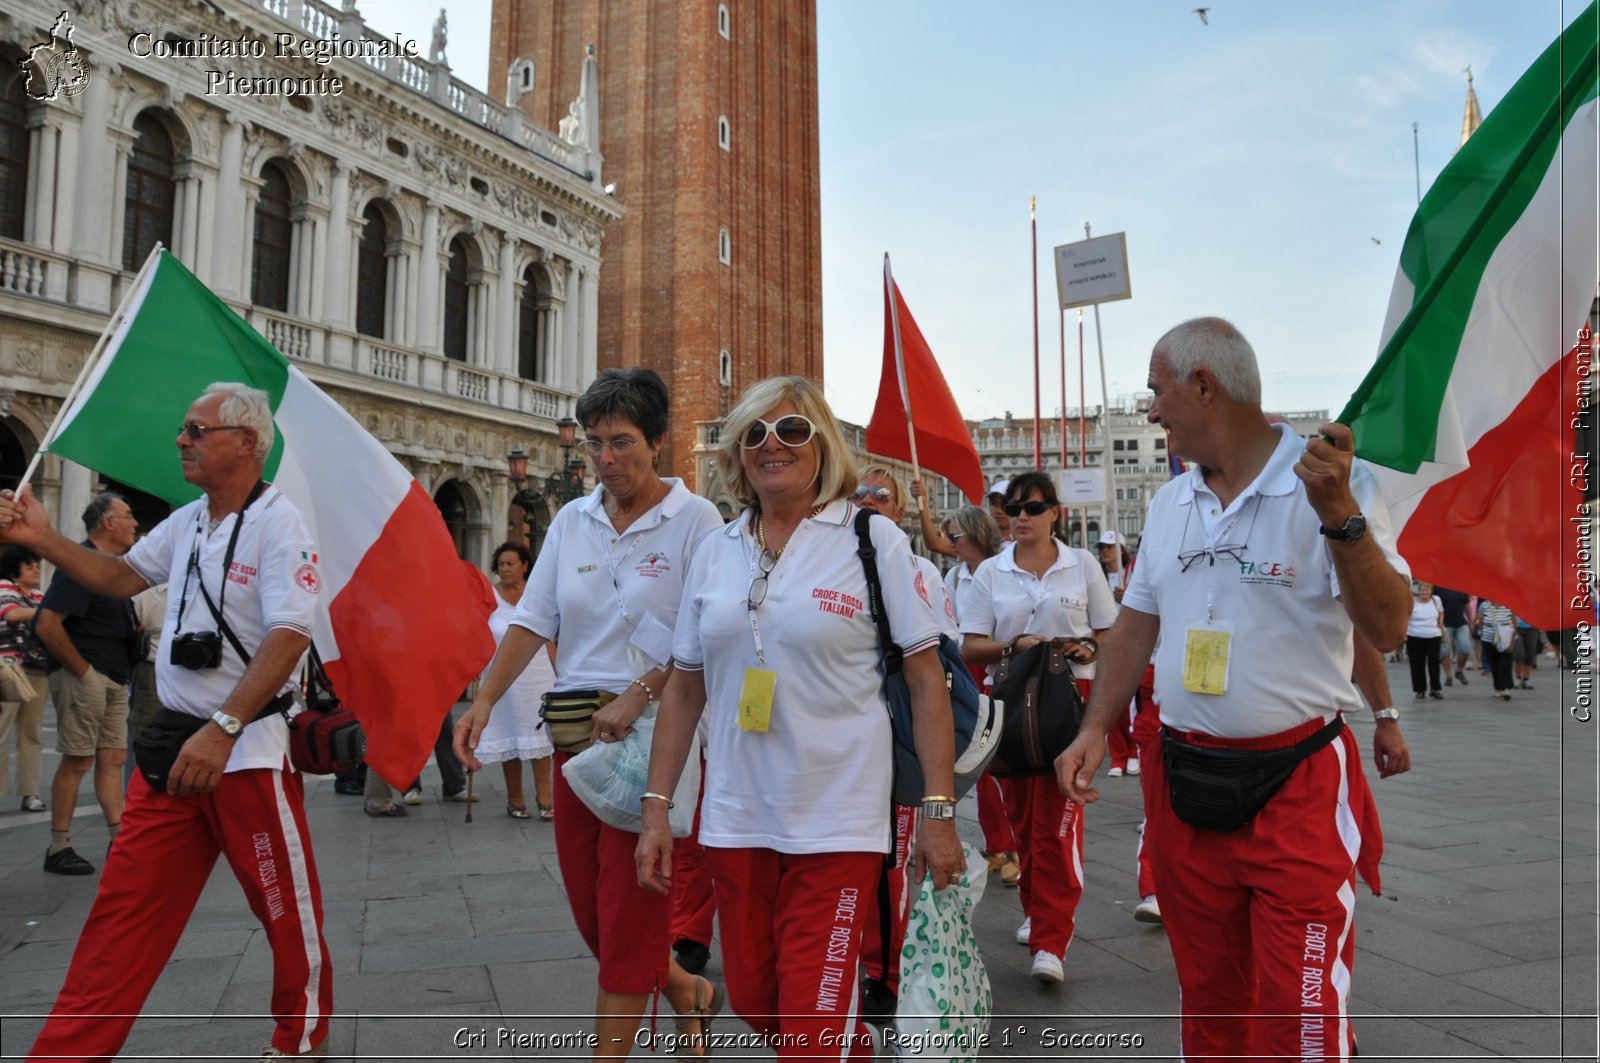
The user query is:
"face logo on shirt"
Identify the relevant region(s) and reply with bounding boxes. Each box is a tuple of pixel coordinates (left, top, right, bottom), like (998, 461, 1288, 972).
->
(294, 563, 322, 595)
(1237, 558, 1296, 589)
(913, 569, 932, 608)
(812, 586, 862, 619)
(635, 551, 672, 579)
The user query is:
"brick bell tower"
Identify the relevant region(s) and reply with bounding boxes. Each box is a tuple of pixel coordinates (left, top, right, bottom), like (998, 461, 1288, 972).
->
(489, 0, 824, 487)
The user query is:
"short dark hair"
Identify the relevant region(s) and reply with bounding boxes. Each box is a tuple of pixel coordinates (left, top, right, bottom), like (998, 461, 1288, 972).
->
(0, 546, 40, 581)
(81, 491, 126, 534)
(491, 541, 532, 579)
(1004, 471, 1059, 508)
(574, 367, 670, 445)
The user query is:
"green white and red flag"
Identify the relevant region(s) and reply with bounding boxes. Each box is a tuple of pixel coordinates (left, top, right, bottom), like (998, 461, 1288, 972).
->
(1340, 3, 1598, 631)
(45, 249, 496, 784)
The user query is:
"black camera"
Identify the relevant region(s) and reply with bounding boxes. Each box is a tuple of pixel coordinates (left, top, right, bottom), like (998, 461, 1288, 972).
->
(170, 631, 223, 670)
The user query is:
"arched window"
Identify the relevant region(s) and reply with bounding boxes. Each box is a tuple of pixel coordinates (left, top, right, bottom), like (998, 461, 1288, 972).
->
(123, 112, 176, 271)
(518, 263, 552, 382)
(251, 161, 293, 311)
(355, 203, 388, 339)
(0, 54, 29, 241)
(442, 237, 470, 361)
(717, 4, 730, 38)
(718, 227, 730, 265)
(717, 116, 730, 151)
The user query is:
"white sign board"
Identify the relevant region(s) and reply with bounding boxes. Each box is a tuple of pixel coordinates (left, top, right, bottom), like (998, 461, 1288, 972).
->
(1058, 468, 1108, 505)
(1053, 233, 1132, 310)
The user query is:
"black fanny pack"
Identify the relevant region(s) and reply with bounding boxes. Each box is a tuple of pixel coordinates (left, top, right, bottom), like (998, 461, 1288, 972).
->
(1161, 716, 1344, 832)
(133, 693, 293, 791)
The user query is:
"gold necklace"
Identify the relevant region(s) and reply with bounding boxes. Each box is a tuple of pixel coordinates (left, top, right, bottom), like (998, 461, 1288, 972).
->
(756, 503, 826, 562)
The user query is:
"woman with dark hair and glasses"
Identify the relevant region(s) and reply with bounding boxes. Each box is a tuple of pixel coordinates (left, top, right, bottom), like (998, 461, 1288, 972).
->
(455, 367, 725, 1058)
(958, 470, 1117, 984)
(636, 376, 964, 1060)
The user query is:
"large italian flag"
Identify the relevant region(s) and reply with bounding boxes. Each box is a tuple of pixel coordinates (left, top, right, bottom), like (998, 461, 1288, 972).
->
(46, 249, 496, 785)
(1340, 3, 1598, 631)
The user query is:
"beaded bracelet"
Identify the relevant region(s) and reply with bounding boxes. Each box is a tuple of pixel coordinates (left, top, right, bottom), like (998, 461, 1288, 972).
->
(632, 677, 658, 701)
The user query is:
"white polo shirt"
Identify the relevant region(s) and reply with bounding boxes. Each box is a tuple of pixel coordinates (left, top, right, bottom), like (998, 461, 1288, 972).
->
(1122, 423, 1410, 737)
(125, 486, 319, 773)
(913, 554, 960, 641)
(961, 539, 1119, 680)
(674, 500, 940, 855)
(513, 479, 722, 692)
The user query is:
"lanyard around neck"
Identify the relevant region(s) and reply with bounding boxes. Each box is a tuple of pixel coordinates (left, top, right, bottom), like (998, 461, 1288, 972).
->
(176, 480, 266, 632)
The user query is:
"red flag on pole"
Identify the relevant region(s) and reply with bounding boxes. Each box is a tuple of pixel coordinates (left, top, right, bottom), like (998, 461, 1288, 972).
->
(867, 256, 986, 504)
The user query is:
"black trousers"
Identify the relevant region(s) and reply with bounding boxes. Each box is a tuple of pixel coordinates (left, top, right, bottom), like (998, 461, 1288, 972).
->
(1482, 642, 1515, 693)
(1407, 636, 1442, 693)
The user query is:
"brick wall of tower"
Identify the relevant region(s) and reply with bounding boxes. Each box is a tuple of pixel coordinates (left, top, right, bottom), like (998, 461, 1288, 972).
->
(489, 0, 822, 487)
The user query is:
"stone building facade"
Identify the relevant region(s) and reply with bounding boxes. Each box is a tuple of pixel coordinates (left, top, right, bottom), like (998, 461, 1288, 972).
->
(0, 0, 618, 563)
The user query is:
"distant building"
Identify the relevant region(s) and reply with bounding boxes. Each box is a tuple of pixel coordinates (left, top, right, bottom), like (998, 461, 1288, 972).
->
(490, 0, 824, 485)
(1, 0, 618, 562)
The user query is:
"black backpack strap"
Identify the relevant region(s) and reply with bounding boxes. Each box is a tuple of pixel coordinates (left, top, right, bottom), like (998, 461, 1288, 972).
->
(853, 508, 903, 675)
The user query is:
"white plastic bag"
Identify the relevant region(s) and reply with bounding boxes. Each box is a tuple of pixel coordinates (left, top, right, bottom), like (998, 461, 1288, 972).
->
(561, 708, 699, 837)
(892, 843, 991, 1063)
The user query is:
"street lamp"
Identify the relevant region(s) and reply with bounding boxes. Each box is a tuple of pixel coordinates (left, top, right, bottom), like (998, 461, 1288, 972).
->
(506, 417, 587, 547)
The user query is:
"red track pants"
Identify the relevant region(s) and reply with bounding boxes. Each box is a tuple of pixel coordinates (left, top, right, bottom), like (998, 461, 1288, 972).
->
(1145, 718, 1383, 1061)
(707, 847, 881, 1061)
(859, 805, 917, 992)
(1131, 688, 1161, 898)
(670, 758, 716, 949)
(29, 769, 331, 1062)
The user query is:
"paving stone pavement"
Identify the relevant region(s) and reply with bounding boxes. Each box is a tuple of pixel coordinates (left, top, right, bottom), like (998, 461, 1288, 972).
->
(0, 658, 1594, 1061)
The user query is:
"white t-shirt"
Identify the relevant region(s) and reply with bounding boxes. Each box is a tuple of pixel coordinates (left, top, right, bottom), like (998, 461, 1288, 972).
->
(961, 539, 1119, 680)
(512, 479, 722, 692)
(1122, 423, 1410, 738)
(913, 555, 960, 641)
(1407, 597, 1444, 639)
(125, 486, 320, 772)
(674, 501, 940, 855)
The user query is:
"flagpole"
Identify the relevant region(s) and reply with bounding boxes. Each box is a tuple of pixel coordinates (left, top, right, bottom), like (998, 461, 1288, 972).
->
(1085, 222, 1119, 562)
(1031, 197, 1042, 471)
(884, 255, 923, 478)
(16, 244, 164, 489)
(1059, 306, 1068, 539)
(1077, 308, 1086, 545)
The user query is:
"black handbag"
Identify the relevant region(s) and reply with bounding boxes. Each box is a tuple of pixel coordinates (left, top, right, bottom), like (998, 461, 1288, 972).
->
(987, 637, 1091, 777)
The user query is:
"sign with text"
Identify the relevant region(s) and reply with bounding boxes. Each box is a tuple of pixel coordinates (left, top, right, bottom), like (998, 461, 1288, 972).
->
(1058, 468, 1108, 505)
(1053, 233, 1132, 310)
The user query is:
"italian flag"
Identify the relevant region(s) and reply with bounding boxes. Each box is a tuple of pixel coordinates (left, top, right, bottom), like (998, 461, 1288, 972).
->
(1340, 3, 1598, 631)
(46, 249, 496, 784)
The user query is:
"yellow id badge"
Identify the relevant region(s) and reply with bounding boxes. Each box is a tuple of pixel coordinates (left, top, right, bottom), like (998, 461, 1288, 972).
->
(738, 668, 778, 732)
(1183, 625, 1233, 695)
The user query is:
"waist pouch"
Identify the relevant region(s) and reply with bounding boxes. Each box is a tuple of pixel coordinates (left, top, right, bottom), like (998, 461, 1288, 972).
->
(539, 689, 616, 754)
(133, 693, 293, 791)
(1161, 716, 1344, 832)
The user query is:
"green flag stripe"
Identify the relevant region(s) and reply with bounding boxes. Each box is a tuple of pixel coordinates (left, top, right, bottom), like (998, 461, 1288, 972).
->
(1339, 3, 1599, 470)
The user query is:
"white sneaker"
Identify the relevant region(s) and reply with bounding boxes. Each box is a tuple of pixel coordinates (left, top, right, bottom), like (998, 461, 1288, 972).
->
(1014, 916, 1031, 945)
(1107, 766, 1124, 777)
(1134, 894, 1162, 924)
(402, 787, 423, 806)
(1126, 758, 1141, 776)
(1030, 951, 1063, 983)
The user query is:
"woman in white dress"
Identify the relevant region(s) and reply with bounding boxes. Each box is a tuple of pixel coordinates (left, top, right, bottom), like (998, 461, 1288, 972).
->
(477, 542, 556, 819)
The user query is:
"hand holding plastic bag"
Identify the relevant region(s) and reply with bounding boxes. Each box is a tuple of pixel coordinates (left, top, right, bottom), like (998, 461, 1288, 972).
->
(892, 842, 991, 1063)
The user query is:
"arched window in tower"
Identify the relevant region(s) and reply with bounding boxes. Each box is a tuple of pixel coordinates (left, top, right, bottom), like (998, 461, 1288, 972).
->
(251, 161, 293, 311)
(0, 52, 29, 241)
(442, 236, 470, 361)
(717, 4, 730, 38)
(123, 112, 176, 271)
(718, 227, 730, 265)
(519, 263, 552, 382)
(717, 116, 730, 151)
(355, 203, 388, 339)
(719, 349, 732, 387)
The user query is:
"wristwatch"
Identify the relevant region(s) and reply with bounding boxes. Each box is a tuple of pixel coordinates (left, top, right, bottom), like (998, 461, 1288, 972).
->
(921, 799, 956, 821)
(1319, 514, 1369, 542)
(1372, 707, 1400, 722)
(211, 710, 244, 737)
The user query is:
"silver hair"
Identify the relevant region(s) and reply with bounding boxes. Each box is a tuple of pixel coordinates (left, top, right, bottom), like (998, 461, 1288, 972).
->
(200, 382, 275, 461)
(1154, 317, 1262, 405)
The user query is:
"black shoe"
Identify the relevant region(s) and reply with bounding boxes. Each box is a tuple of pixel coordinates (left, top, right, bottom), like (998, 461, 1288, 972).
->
(1520, 680, 1533, 690)
(673, 938, 711, 975)
(332, 780, 364, 796)
(1457, 671, 1468, 685)
(860, 975, 897, 1026)
(1414, 691, 1426, 699)
(1430, 690, 1444, 699)
(44, 846, 93, 876)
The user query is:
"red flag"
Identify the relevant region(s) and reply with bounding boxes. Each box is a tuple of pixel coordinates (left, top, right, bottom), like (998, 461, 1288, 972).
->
(867, 257, 986, 504)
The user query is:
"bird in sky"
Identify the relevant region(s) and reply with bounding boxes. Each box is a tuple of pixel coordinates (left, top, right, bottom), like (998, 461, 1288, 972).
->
(1192, 7, 1211, 25)
(1371, 236, 1383, 246)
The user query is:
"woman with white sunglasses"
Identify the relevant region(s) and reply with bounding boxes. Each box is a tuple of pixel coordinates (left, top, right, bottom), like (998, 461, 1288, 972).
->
(636, 376, 964, 1060)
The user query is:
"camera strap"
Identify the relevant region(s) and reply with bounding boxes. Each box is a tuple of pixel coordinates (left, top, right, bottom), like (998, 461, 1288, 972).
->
(178, 479, 267, 665)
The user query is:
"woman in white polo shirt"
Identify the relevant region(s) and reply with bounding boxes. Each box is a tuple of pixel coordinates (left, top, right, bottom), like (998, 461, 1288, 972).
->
(959, 471, 1117, 985)
(635, 376, 965, 1060)
(454, 368, 725, 1058)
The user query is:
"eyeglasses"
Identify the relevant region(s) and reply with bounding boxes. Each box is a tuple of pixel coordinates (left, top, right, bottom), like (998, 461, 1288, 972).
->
(1002, 500, 1053, 518)
(180, 423, 246, 441)
(1178, 544, 1248, 572)
(747, 548, 779, 610)
(580, 435, 642, 457)
(946, 531, 965, 543)
(741, 415, 816, 449)
(852, 485, 892, 503)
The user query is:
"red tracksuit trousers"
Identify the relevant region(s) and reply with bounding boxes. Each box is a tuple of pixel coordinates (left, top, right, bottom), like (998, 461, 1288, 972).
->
(670, 758, 716, 950)
(1145, 717, 1383, 1061)
(29, 769, 331, 1062)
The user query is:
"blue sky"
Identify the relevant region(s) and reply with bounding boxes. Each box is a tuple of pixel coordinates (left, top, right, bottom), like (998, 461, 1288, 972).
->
(375, 1, 1580, 424)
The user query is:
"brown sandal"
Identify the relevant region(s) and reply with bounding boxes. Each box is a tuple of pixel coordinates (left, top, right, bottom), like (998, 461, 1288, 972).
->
(673, 975, 725, 1057)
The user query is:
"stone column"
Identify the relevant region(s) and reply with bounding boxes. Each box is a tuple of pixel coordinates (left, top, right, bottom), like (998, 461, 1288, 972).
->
(24, 114, 56, 248)
(69, 66, 115, 264)
(497, 236, 518, 376)
(559, 260, 580, 390)
(325, 163, 351, 328)
(210, 115, 247, 297)
(238, 177, 262, 300)
(579, 264, 599, 391)
(308, 207, 328, 321)
(415, 204, 440, 353)
(107, 136, 132, 269)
